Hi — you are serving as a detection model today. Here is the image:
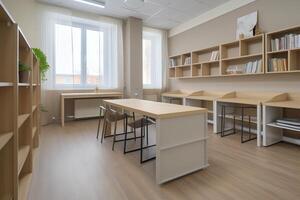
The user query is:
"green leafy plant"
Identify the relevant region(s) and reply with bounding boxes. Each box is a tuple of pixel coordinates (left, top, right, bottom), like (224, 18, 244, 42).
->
(19, 62, 31, 72)
(32, 48, 50, 81)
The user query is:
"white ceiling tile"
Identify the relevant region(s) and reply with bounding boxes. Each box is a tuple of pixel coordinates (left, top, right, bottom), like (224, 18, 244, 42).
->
(36, 0, 230, 29)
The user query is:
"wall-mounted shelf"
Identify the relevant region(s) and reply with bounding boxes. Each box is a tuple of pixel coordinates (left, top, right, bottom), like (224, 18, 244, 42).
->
(169, 34, 265, 79)
(266, 25, 300, 73)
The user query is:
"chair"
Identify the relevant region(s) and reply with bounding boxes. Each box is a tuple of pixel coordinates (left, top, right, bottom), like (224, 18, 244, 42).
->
(124, 114, 156, 163)
(219, 104, 257, 143)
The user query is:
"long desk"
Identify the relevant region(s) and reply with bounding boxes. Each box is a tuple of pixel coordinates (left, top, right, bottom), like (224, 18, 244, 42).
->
(103, 99, 208, 184)
(60, 92, 123, 127)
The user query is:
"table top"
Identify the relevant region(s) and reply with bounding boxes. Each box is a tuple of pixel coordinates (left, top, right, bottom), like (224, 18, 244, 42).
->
(217, 98, 262, 105)
(103, 99, 207, 119)
(186, 95, 218, 101)
(61, 92, 123, 99)
(264, 100, 300, 109)
(161, 92, 189, 99)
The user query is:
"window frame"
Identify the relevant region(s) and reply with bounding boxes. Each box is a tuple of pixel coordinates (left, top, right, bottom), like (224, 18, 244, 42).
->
(54, 21, 107, 89)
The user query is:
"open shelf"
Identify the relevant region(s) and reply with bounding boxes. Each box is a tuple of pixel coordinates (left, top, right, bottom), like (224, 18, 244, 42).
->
(267, 122, 300, 132)
(18, 145, 30, 175)
(0, 132, 13, 151)
(266, 25, 300, 73)
(18, 114, 30, 129)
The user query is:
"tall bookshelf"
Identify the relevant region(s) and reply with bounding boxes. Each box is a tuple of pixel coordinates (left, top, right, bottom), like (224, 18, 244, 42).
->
(0, 2, 40, 200)
(266, 25, 300, 73)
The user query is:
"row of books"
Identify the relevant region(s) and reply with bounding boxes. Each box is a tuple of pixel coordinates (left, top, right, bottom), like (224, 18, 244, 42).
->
(209, 51, 219, 61)
(268, 58, 288, 72)
(184, 57, 191, 65)
(271, 34, 300, 51)
(169, 58, 178, 67)
(226, 59, 262, 74)
(275, 118, 300, 131)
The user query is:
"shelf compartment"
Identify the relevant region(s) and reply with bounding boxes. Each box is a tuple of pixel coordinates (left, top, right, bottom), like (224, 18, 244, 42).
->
(289, 49, 300, 71)
(192, 46, 219, 64)
(18, 173, 32, 200)
(168, 68, 175, 78)
(0, 137, 14, 200)
(19, 86, 32, 115)
(221, 41, 239, 59)
(18, 145, 30, 175)
(202, 62, 221, 76)
(19, 30, 32, 84)
(192, 64, 202, 77)
(182, 53, 191, 65)
(175, 65, 191, 78)
(18, 114, 30, 129)
(240, 34, 264, 56)
(221, 54, 263, 75)
(169, 55, 182, 67)
(266, 51, 288, 73)
(32, 127, 37, 139)
(267, 122, 300, 132)
(0, 132, 13, 151)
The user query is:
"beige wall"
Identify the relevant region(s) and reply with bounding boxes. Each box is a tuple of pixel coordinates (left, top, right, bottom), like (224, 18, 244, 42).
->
(168, 0, 300, 94)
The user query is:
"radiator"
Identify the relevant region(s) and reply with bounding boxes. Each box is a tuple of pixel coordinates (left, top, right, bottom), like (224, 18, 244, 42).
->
(74, 99, 102, 119)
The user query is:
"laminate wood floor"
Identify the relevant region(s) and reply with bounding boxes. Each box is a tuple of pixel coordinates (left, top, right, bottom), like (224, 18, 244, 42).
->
(29, 119, 300, 200)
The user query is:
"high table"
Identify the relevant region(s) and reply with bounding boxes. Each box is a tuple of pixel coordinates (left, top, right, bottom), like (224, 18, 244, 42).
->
(60, 92, 123, 127)
(103, 99, 208, 184)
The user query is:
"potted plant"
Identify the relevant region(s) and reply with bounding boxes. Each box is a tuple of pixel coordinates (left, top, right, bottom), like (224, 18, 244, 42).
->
(32, 48, 50, 81)
(19, 62, 31, 83)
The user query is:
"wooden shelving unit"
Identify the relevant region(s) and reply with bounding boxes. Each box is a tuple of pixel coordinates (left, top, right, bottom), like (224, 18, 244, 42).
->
(266, 25, 300, 73)
(169, 34, 264, 79)
(0, 2, 40, 200)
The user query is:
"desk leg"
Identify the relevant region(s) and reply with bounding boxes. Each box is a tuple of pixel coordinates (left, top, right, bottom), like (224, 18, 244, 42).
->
(104, 122, 112, 136)
(257, 105, 261, 147)
(156, 113, 208, 184)
(61, 97, 64, 127)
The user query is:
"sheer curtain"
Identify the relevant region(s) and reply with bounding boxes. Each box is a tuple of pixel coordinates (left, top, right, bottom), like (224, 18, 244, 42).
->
(41, 10, 123, 90)
(142, 27, 167, 89)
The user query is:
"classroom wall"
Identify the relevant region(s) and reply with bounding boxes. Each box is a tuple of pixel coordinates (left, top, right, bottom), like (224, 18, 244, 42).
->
(168, 0, 300, 94)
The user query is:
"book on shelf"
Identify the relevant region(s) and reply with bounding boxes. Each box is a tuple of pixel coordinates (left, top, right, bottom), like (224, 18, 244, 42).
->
(169, 58, 177, 67)
(209, 51, 219, 61)
(226, 59, 262, 74)
(184, 57, 191, 65)
(271, 33, 300, 51)
(276, 118, 300, 126)
(268, 58, 287, 72)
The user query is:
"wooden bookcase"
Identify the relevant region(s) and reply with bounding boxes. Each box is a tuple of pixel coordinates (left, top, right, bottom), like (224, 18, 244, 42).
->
(0, 2, 41, 200)
(266, 25, 300, 73)
(220, 34, 264, 76)
(169, 34, 264, 79)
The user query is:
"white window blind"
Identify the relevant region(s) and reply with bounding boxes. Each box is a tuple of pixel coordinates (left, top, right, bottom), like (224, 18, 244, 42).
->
(143, 28, 163, 89)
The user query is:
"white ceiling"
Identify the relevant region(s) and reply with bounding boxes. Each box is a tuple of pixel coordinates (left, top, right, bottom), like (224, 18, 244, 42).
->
(37, 0, 230, 29)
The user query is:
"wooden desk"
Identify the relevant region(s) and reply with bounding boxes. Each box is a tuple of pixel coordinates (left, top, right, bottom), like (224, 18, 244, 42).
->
(103, 99, 208, 184)
(186, 91, 234, 133)
(217, 92, 286, 146)
(263, 93, 300, 146)
(60, 92, 123, 127)
(161, 90, 189, 104)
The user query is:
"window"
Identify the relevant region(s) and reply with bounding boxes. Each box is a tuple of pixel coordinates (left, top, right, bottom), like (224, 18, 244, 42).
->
(54, 20, 119, 89)
(143, 29, 163, 89)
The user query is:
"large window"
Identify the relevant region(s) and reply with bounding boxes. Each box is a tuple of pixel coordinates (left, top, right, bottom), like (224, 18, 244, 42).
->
(54, 20, 119, 89)
(143, 29, 163, 89)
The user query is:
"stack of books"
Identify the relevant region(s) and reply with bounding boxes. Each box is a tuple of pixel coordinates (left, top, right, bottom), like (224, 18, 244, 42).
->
(209, 51, 219, 61)
(271, 34, 300, 51)
(268, 58, 288, 72)
(275, 118, 300, 131)
(226, 59, 262, 74)
(169, 58, 177, 67)
(184, 57, 191, 65)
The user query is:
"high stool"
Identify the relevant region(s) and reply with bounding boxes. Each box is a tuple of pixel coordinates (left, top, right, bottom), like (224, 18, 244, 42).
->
(124, 115, 156, 163)
(220, 104, 257, 143)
